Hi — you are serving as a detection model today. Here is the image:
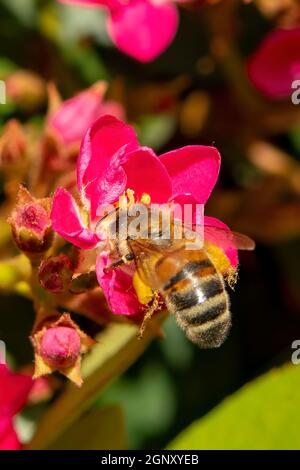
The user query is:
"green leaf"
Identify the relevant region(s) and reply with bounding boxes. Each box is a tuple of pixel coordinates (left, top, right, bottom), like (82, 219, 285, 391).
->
(57, 4, 110, 46)
(0, 101, 17, 117)
(37, 4, 109, 82)
(169, 364, 300, 450)
(60, 43, 109, 83)
(1, 0, 37, 26)
(0, 57, 17, 79)
(48, 405, 127, 450)
(138, 114, 176, 152)
(100, 362, 176, 449)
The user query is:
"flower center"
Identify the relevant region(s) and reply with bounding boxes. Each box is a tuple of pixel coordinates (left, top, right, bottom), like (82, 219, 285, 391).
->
(118, 188, 152, 208)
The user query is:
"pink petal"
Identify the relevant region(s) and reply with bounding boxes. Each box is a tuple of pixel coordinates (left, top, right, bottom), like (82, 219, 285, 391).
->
(96, 253, 143, 315)
(99, 100, 126, 122)
(247, 28, 300, 99)
(160, 145, 221, 204)
(0, 364, 33, 416)
(58, 0, 121, 9)
(0, 417, 20, 450)
(48, 84, 106, 145)
(77, 115, 139, 216)
(51, 188, 100, 249)
(204, 216, 238, 268)
(170, 193, 204, 239)
(107, 0, 179, 62)
(123, 147, 172, 202)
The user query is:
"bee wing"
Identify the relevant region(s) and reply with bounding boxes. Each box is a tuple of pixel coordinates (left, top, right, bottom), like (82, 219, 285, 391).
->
(202, 224, 255, 251)
(128, 234, 186, 256)
(172, 217, 255, 251)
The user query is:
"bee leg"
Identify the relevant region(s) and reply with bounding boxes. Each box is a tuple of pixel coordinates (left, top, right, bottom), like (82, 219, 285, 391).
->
(137, 291, 160, 340)
(103, 253, 135, 274)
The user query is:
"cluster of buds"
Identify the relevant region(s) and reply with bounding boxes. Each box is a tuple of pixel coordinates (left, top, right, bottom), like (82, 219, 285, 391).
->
(7, 186, 98, 385)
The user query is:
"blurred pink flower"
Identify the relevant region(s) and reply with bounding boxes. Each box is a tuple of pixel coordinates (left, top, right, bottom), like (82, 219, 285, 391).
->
(247, 28, 300, 99)
(0, 364, 33, 450)
(48, 82, 125, 145)
(51, 115, 239, 315)
(58, 0, 179, 62)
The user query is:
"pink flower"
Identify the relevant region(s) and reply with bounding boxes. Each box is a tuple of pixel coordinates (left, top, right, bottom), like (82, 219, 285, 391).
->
(51, 115, 240, 316)
(0, 364, 33, 450)
(247, 28, 300, 99)
(48, 82, 125, 145)
(58, 0, 179, 62)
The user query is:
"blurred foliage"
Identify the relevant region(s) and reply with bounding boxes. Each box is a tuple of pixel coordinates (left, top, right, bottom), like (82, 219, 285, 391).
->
(169, 364, 300, 449)
(1, 0, 300, 451)
(48, 404, 127, 450)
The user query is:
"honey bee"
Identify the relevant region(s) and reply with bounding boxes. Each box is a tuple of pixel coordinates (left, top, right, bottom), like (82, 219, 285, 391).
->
(97, 205, 255, 348)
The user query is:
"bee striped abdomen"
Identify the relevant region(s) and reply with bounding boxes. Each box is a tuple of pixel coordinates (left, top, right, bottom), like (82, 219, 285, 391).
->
(162, 256, 231, 348)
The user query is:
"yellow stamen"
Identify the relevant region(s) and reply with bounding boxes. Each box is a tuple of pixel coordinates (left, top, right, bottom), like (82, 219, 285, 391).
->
(140, 193, 151, 205)
(126, 189, 135, 206)
(117, 193, 127, 210)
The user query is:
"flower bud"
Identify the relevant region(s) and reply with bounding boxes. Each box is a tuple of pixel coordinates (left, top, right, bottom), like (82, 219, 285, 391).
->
(6, 70, 46, 111)
(48, 81, 108, 145)
(38, 254, 73, 294)
(8, 186, 53, 256)
(0, 120, 27, 169)
(32, 313, 94, 386)
(40, 326, 81, 369)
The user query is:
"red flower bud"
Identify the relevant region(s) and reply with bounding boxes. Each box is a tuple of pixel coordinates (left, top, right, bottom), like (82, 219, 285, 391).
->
(38, 254, 73, 294)
(40, 326, 81, 369)
(32, 313, 94, 386)
(8, 186, 53, 256)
